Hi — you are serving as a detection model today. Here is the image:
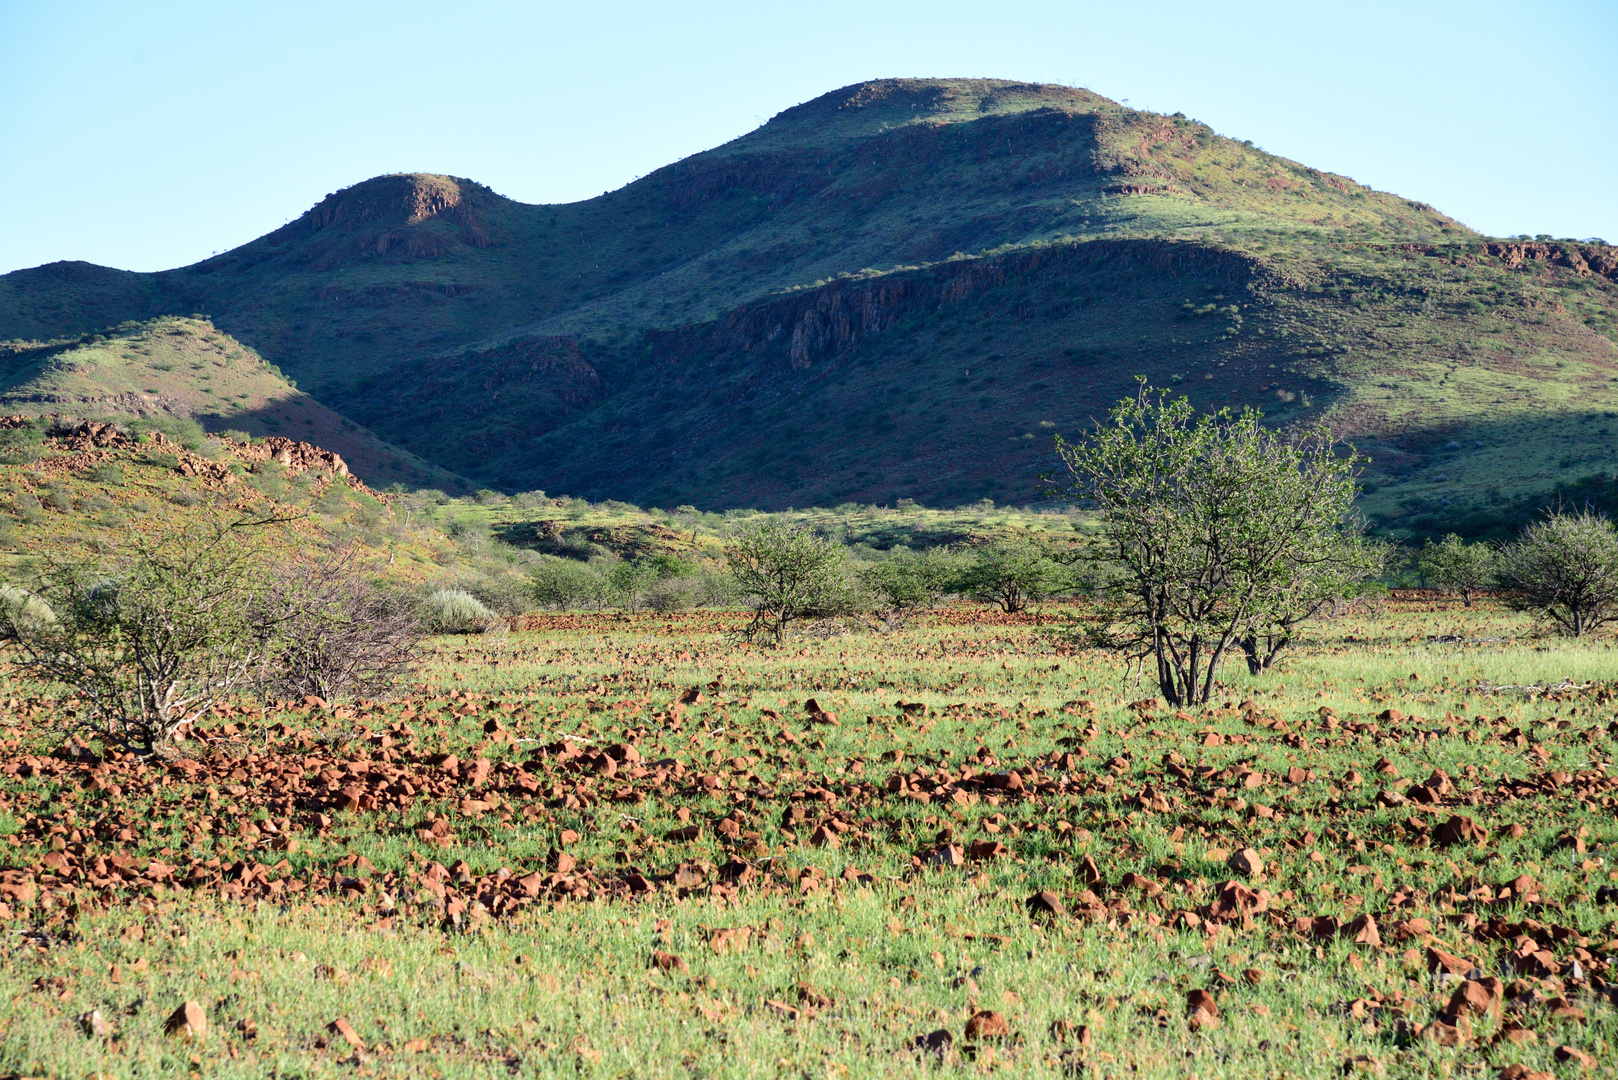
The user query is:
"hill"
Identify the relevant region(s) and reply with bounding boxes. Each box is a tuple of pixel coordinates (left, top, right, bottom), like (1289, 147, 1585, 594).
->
(1, 78, 1615, 534)
(0, 317, 463, 489)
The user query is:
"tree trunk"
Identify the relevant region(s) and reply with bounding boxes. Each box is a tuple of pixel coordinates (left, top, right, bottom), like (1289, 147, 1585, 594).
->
(1239, 632, 1290, 675)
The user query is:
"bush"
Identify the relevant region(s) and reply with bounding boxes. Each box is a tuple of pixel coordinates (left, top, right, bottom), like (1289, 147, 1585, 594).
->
(726, 521, 858, 642)
(1496, 509, 1618, 636)
(10, 491, 43, 523)
(418, 589, 496, 634)
(861, 547, 963, 626)
(127, 416, 210, 453)
(89, 462, 124, 485)
(456, 572, 532, 616)
(1417, 533, 1496, 605)
(606, 560, 659, 611)
(0, 420, 46, 465)
(645, 575, 705, 613)
(258, 547, 421, 702)
(0, 517, 278, 752)
(954, 540, 1069, 612)
(530, 557, 612, 610)
(0, 584, 56, 634)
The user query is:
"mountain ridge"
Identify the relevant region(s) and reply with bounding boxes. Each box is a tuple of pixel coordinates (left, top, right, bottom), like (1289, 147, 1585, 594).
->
(1, 77, 1614, 534)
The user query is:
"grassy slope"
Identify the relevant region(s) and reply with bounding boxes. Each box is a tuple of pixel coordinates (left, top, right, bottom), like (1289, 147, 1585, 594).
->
(0, 421, 474, 585)
(3, 602, 1617, 1077)
(376, 238, 1618, 529)
(0, 317, 464, 490)
(0, 78, 1614, 531)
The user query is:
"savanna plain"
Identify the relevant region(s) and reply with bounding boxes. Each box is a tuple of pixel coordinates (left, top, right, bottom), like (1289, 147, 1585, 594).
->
(2, 596, 1615, 1080)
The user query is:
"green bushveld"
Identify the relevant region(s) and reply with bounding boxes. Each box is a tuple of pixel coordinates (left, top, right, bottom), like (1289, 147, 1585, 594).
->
(1, 597, 1616, 1078)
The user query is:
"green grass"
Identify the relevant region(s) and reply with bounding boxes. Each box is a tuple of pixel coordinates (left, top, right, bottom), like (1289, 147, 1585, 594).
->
(2, 598, 1618, 1076)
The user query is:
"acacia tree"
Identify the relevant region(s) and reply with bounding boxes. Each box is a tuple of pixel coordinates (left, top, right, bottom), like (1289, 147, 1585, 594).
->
(1496, 508, 1618, 636)
(725, 520, 855, 642)
(1417, 533, 1496, 606)
(861, 547, 963, 629)
(1, 517, 277, 753)
(954, 539, 1071, 613)
(1235, 531, 1387, 675)
(1057, 383, 1370, 705)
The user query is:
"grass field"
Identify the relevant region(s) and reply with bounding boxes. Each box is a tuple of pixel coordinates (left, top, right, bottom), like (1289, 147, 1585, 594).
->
(2, 597, 1616, 1078)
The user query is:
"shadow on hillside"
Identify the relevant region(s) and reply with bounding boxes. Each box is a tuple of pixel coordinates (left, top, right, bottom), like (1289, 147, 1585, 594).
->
(1359, 408, 1618, 542)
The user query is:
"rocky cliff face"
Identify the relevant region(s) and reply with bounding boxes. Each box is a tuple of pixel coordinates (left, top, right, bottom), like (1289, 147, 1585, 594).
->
(263, 173, 495, 258)
(1480, 242, 1618, 280)
(647, 239, 1258, 372)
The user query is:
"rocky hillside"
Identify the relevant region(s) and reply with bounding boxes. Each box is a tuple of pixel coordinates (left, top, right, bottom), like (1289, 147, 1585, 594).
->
(1, 78, 1615, 534)
(0, 317, 461, 489)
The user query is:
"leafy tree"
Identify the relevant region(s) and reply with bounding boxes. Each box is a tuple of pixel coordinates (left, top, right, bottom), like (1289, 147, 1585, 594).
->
(725, 520, 854, 642)
(955, 539, 1070, 613)
(1057, 384, 1367, 705)
(1416, 533, 1496, 606)
(529, 556, 611, 611)
(0, 517, 279, 753)
(606, 560, 659, 611)
(1496, 508, 1618, 636)
(1236, 532, 1387, 675)
(861, 547, 963, 628)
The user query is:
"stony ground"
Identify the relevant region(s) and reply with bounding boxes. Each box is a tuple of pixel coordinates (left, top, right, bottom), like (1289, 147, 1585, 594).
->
(1, 599, 1616, 1078)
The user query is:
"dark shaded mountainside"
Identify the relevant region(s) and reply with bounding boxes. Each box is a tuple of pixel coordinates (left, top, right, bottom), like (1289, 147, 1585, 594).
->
(3, 78, 1616, 533)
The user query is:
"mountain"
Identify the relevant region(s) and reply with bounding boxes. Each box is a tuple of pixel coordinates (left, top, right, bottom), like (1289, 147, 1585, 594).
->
(2, 78, 1615, 533)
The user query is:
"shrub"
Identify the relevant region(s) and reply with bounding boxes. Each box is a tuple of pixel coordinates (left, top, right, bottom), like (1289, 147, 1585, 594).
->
(645, 575, 704, 613)
(0, 584, 56, 634)
(954, 540, 1069, 612)
(530, 557, 612, 610)
(10, 491, 44, 523)
(1417, 533, 1496, 605)
(460, 572, 533, 617)
(0, 421, 44, 465)
(862, 547, 964, 626)
(127, 416, 209, 453)
(607, 560, 659, 611)
(418, 589, 496, 634)
(259, 547, 421, 702)
(726, 521, 858, 642)
(0, 517, 278, 753)
(89, 462, 124, 485)
(1496, 509, 1618, 636)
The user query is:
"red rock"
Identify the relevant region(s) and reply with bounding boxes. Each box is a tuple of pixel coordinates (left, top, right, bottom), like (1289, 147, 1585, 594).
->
(1026, 890, 1066, 920)
(1343, 913, 1381, 948)
(163, 1001, 207, 1040)
(1426, 945, 1472, 976)
(964, 1010, 1010, 1039)
(328, 1017, 365, 1050)
(649, 950, 689, 973)
(1554, 1046, 1596, 1069)
(1227, 848, 1263, 877)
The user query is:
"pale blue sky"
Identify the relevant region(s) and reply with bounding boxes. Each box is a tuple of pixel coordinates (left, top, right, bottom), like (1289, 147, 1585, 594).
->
(2, 0, 1613, 275)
